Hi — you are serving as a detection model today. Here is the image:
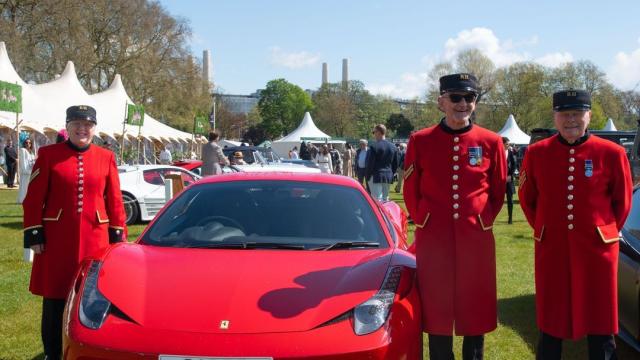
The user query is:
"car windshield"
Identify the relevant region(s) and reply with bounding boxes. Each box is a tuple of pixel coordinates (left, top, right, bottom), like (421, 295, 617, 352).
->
(624, 189, 640, 242)
(142, 181, 387, 250)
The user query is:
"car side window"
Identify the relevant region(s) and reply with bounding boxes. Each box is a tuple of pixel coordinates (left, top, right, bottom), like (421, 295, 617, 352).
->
(624, 190, 640, 236)
(179, 170, 196, 186)
(143, 169, 165, 185)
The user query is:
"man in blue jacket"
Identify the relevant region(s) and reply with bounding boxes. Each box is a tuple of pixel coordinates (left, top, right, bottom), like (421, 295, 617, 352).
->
(365, 124, 398, 201)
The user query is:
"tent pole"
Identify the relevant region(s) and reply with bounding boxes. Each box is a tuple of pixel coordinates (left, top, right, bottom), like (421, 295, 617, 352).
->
(121, 102, 127, 165)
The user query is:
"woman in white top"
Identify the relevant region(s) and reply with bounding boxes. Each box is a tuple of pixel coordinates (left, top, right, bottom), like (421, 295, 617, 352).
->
(17, 138, 36, 203)
(315, 144, 333, 174)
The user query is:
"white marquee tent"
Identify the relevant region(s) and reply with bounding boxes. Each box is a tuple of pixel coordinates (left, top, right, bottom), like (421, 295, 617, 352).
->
(271, 112, 345, 157)
(602, 118, 618, 131)
(0, 41, 197, 144)
(497, 114, 531, 145)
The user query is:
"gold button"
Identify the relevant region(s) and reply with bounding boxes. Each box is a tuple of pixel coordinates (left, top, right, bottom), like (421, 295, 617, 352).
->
(567, 204, 574, 210)
(453, 203, 459, 209)
(453, 194, 459, 200)
(568, 185, 574, 191)
(78, 201, 83, 206)
(454, 137, 460, 143)
(79, 180, 84, 184)
(77, 208, 82, 213)
(79, 186, 84, 191)
(78, 155, 83, 160)
(453, 145, 460, 151)
(568, 176, 574, 181)
(79, 161, 84, 166)
(452, 184, 459, 190)
(452, 175, 459, 180)
(569, 158, 575, 163)
(568, 214, 574, 220)
(568, 224, 574, 230)
(78, 194, 84, 199)
(453, 156, 459, 161)
(79, 168, 84, 172)
(79, 173, 84, 178)
(453, 213, 460, 219)
(568, 194, 574, 200)
(453, 165, 460, 171)
(569, 166, 575, 172)
(569, 149, 575, 154)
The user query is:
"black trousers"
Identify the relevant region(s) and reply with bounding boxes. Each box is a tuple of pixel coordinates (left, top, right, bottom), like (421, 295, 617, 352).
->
(506, 181, 515, 223)
(536, 332, 617, 360)
(42, 298, 66, 360)
(428, 334, 484, 360)
(356, 167, 370, 193)
(6, 161, 16, 186)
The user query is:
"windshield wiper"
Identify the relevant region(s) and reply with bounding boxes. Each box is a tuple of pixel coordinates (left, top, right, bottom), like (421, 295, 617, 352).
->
(314, 241, 380, 251)
(181, 242, 306, 250)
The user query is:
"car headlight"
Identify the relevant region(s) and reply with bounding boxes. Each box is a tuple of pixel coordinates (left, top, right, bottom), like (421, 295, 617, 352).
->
(353, 267, 402, 335)
(78, 261, 111, 329)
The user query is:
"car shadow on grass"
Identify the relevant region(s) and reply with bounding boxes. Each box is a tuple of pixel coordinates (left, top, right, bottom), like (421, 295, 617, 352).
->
(498, 294, 537, 353)
(30, 352, 44, 360)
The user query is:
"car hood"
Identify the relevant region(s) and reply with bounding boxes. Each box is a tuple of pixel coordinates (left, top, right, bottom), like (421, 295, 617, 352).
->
(98, 243, 393, 334)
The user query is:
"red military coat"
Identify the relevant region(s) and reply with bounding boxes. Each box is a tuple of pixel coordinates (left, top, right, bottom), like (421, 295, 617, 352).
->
(23, 142, 126, 299)
(519, 134, 632, 339)
(403, 122, 506, 335)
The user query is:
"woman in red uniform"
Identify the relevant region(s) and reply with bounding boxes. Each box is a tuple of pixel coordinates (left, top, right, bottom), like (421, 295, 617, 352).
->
(519, 90, 632, 359)
(22, 105, 126, 360)
(403, 73, 506, 359)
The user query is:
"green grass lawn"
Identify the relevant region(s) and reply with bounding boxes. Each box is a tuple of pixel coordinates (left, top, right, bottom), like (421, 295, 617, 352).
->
(0, 188, 636, 359)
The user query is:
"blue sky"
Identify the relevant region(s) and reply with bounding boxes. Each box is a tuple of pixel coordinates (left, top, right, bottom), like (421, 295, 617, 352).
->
(160, 0, 640, 98)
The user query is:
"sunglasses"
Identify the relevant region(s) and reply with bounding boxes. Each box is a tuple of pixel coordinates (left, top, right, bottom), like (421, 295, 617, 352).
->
(447, 93, 477, 103)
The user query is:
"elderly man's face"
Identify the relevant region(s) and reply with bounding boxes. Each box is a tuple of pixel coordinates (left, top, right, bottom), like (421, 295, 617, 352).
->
(438, 91, 477, 128)
(66, 119, 96, 147)
(553, 109, 591, 143)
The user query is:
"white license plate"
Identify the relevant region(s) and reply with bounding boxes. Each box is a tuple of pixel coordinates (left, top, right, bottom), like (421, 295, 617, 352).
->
(160, 357, 273, 360)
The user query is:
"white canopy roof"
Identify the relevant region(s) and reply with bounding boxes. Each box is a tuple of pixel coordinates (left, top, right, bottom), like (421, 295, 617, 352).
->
(0, 41, 193, 142)
(497, 114, 531, 145)
(271, 112, 343, 157)
(602, 118, 617, 131)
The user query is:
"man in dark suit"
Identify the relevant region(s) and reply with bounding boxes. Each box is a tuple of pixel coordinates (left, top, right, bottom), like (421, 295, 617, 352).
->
(4, 138, 17, 188)
(503, 137, 517, 224)
(355, 139, 370, 192)
(365, 124, 398, 201)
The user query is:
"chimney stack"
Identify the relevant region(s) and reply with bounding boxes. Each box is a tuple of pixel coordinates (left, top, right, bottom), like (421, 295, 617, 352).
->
(342, 58, 349, 85)
(203, 50, 212, 88)
(322, 62, 328, 85)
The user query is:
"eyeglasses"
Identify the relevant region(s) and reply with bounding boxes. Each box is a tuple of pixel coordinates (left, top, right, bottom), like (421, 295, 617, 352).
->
(447, 93, 477, 103)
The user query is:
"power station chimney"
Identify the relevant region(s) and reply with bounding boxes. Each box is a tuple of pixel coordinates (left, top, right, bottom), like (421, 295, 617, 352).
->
(322, 62, 328, 85)
(342, 58, 349, 85)
(203, 50, 212, 89)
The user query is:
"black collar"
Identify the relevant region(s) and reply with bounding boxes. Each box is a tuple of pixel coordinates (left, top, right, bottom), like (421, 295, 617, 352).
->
(66, 140, 91, 153)
(557, 131, 590, 147)
(439, 118, 473, 134)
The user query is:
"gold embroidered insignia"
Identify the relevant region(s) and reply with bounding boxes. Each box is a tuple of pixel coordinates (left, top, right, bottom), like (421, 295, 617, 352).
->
(403, 164, 414, 180)
(29, 168, 40, 183)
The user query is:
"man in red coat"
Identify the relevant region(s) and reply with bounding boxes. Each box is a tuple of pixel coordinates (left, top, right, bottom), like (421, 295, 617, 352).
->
(23, 105, 126, 360)
(403, 73, 506, 359)
(519, 90, 632, 359)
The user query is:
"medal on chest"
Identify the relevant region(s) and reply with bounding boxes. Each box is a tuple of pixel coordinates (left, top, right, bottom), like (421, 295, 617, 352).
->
(468, 146, 482, 166)
(585, 159, 593, 177)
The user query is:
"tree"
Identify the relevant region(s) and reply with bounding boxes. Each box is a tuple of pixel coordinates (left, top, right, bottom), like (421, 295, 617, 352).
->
(455, 49, 496, 101)
(386, 113, 414, 138)
(242, 124, 268, 146)
(257, 78, 314, 139)
(312, 83, 356, 137)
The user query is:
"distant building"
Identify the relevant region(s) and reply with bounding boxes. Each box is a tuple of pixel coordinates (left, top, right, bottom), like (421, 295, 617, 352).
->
(217, 91, 261, 115)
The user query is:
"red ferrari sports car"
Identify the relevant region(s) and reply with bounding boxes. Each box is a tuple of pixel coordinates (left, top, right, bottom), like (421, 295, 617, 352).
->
(63, 173, 422, 359)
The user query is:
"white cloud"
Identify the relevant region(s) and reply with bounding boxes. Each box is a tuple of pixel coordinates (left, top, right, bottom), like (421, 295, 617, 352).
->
(607, 47, 640, 90)
(443, 27, 529, 67)
(269, 46, 320, 69)
(367, 72, 428, 99)
(535, 52, 574, 68)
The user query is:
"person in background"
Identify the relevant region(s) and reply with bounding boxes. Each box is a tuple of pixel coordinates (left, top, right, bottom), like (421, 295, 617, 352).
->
(315, 144, 333, 174)
(299, 142, 311, 160)
(233, 151, 247, 165)
(519, 90, 632, 359)
(23, 105, 126, 360)
(355, 139, 369, 191)
(289, 146, 299, 159)
(17, 137, 36, 204)
(4, 138, 17, 188)
(330, 144, 343, 175)
(55, 129, 68, 144)
(403, 73, 507, 359)
(503, 137, 517, 224)
(365, 124, 398, 201)
(159, 145, 172, 165)
(394, 143, 407, 193)
(343, 143, 355, 178)
(201, 131, 229, 176)
(308, 142, 319, 162)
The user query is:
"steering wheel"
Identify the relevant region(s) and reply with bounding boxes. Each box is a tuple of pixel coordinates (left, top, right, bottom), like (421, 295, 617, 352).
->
(195, 215, 246, 233)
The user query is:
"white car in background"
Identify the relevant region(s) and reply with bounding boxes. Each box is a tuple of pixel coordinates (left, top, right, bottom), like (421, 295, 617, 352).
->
(118, 165, 201, 225)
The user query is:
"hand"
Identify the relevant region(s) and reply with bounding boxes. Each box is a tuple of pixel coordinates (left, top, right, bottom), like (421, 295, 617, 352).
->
(30, 244, 45, 254)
